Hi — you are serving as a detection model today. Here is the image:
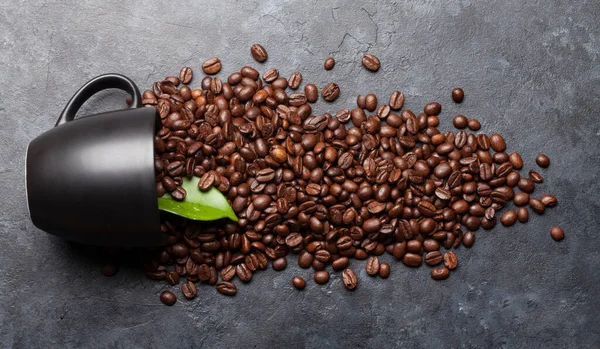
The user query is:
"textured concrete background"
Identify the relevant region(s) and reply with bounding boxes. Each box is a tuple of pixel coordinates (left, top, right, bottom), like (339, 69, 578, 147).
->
(1, 0, 599, 348)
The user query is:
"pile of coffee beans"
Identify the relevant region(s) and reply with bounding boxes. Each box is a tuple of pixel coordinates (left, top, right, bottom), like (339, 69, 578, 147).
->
(124, 45, 564, 305)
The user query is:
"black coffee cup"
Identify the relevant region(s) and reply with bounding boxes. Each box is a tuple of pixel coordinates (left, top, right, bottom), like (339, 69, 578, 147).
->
(26, 74, 165, 246)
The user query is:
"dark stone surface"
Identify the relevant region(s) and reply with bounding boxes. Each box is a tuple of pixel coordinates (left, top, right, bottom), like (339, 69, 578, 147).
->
(1, 0, 599, 348)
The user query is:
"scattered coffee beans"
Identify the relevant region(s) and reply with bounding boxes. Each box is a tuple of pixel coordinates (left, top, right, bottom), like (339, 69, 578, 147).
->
(121, 50, 564, 305)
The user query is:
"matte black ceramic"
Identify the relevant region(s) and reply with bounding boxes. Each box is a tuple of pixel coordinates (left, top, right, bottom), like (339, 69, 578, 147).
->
(26, 74, 164, 246)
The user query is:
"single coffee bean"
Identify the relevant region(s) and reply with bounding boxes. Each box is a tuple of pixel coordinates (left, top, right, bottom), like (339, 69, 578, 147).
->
(202, 57, 222, 75)
(289, 72, 302, 89)
(216, 281, 237, 296)
(536, 154, 550, 168)
(443, 252, 458, 270)
(518, 178, 535, 193)
(489, 134, 506, 152)
(181, 281, 197, 299)
(198, 172, 216, 191)
(424, 102, 441, 116)
(365, 256, 380, 276)
(379, 262, 391, 278)
(362, 54, 380, 71)
(550, 226, 564, 241)
(314, 270, 330, 285)
(453, 115, 468, 129)
(462, 231, 475, 247)
(509, 152, 524, 169)
(424, 251, 442, 266)
(517, 207, 529, 223)
(272, 257, 287, 271)
(529, 198, 545, 214)
(322, 82, 340, 102)
(402, 253, 422, 267)
(298, 251, 314, 268)
(262, 68, 279, 82)
(389, 91, 404, 110)
(467, 119, 481, 131)
(236, 263, 253, 282)
(220, 265, 236, 281)
(451, 88, 464, 103)
(540, 194, 558, 207)
(431, 267, 450, 280)
(166, 270, 180, 285)
(500, 209, 517, 226)
(529, 170, 544, 183)
(100, 264, 118, 277)
(292, 276, 306, 290)
(250, 44, 268, 62)
(514, 192, 530, 206)
(305, 84, 319, 103)
(365, 93, 377, 112)
(179, 67, 193, 84)
(160, 290, 177, 306)
(324, 57, 335, 70)
(342, 269, 358, 290)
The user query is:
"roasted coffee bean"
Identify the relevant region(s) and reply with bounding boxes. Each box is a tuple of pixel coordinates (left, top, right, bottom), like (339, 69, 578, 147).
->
(540, 194, 558, 207)
(536, 154, 550, 168)
(518, 178, 535, 193)
(431, 267, 450, 280)
(365, 256, 380, 276)
(362, 54, 380, 71)
(402, 253, 422, 267)
(425, 251, 442, 266)
(389, 91, 404, 110)
(160, 290, 177, 305)
(451, 88, 464, 103)
(529, 170, 544, 183)
(216, 281, 237, 296)
(365, 94, 377, 112)
(198, 172, 216, 191)
(509, 152, 524, 169)
(517, 207, 529, 223)
(314, 270, 330, 285)
(262, 68, 279, 82)
(529, 198, 545, 214)
(550, 226, 564, 241)
(443, 252, 458, 270)
(462, 231, 475, 247)
(179, 67, 193, 84)
(250, 44, 268, 62)
(379, 262, 391, 278)
(424, 102, 441, 116)
(467, 119, 481, 131)
(332, 257, 350, 271)
(324, 57, 335, 70)
(289, 72, 302, 89)
(236, 263, 252, 282)
(166, 270, 180, 285)
(202, 57, 222, 75)
(322, 82, 340, 102)
(292, 276, 306, 290)
(181, 281, 197, 299)
(453, 115, 468, 129)
(272, 257, 287, 271)
(220, 265, 236, 281)
(500, 209, 517, 226)
(514, 192, 530, 206)
(342, 269, 358, 290)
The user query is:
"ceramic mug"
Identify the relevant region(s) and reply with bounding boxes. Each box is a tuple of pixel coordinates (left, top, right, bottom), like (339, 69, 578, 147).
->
(26, 74, 165, 246)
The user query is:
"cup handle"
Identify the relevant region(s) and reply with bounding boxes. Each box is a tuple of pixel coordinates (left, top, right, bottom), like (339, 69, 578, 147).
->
(55, 73, 142, 127)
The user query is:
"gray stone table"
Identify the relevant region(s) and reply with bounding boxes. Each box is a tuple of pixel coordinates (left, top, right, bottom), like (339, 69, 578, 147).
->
(1, 0, 599, 347)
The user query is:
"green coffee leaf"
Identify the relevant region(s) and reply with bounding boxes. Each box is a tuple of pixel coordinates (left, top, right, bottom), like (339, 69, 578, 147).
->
(157, 176, 238, 222)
